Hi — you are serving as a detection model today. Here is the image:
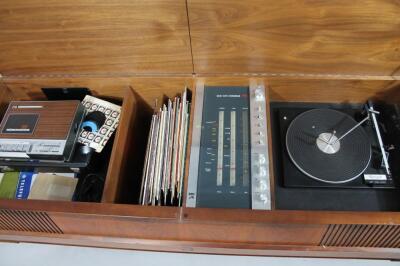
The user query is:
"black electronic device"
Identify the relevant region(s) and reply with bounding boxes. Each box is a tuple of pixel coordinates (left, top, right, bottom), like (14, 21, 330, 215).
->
(271, 101, 400, 211)
(0, 101, 85, 162)
(0, 143, 92, 169)
(42, 87, 91, 101)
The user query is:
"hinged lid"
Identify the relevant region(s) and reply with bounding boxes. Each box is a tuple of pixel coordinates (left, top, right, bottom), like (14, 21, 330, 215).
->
(0, 0, 399, 79)
(0, 1, 193, 77)
(188, 0, 400, 78)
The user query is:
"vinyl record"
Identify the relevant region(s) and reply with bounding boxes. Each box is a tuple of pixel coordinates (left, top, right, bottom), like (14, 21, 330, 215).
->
(286, 109, 371, 184)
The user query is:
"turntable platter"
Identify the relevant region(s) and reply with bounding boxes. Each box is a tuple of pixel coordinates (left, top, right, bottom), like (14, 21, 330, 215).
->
(286, 109, 371, 184)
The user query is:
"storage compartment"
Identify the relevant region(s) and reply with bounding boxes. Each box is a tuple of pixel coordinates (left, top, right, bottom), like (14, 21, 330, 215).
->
(0, 77, 400, 259)
(0, 82, 150, 204)
(2, 77, 400, 214)
(0, 77, 194, 205)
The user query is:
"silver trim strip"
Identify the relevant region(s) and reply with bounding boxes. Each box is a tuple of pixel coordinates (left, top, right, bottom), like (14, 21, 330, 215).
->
(15, 105, 43, 109)
(249, 79, 271, 210)
(0, 138, 67, 157)
(186, 80, 205, 207)
(368, 102, 391, 176)
(0, 152, 29, 158)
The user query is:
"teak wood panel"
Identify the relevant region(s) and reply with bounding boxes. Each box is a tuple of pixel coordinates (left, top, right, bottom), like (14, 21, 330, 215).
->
(102, 87, 139, 203)
(2, 202, 400, 258)
(0, 83, 12, 117)
(47, 211, 324, 246)
(4, 76, 399, 104)
(0, 0, 193, 76)
(2, 232, 400, 259)
(193, 77, 400, 103)
(267, 79, 400, 103)
(4, 200, 400, 226)
(188, 0, 400, 77)
(102, 87, 154, 203)
(2, 76, 193, 108)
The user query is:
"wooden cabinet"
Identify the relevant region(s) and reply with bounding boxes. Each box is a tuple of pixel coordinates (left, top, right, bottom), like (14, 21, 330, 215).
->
(0, 0, 400, 260)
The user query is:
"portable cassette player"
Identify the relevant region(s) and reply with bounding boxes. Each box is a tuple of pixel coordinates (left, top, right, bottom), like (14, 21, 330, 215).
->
(0, 101, 85, 161)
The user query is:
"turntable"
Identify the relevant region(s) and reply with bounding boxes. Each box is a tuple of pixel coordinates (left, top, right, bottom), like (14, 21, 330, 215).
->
(271, 101, 400, 211)
(286, 108, 372, 185)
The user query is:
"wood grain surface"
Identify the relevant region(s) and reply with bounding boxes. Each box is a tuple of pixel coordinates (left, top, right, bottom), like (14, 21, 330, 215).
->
(2, 231, 400, 259)
(1, 0, 400, 257)
(267, 79, 400, 103)
(2, 76, 193, 107)
(0, 83, 12, 117)
(6, 76, 396, 104)
(0, 100, 80, 139)
(0, 0, 193, 75)
(102, 87, 139, 203)
(102, 87, 153, 204)
(193, 76, 400, 103)
(3, 200, 400, 258)
(188, 0, 400, 77)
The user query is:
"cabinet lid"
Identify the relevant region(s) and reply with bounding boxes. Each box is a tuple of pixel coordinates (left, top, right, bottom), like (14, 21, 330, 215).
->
(0, 0, 193, 77)
(1, 0, 399, 79)
(188, 0, 400, 78)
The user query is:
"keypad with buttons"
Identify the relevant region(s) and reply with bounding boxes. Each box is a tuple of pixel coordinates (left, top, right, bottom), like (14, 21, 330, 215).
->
(78, 95, 121, 153)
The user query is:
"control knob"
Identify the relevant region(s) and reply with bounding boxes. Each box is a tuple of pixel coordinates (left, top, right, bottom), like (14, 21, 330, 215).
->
(257, 153, 266, 164)
(257, 192, 269, 203)
(257, 179, 268, 191)
(255, 88, 265, 102)
(256, 166, 267, 177)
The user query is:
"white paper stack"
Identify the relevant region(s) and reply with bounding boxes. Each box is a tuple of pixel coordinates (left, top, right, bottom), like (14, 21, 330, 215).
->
(139, 88, 191, 206)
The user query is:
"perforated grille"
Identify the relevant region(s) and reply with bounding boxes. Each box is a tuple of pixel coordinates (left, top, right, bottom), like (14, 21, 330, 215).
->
(320, 224, 400, 248)
(0, 209, 63, 234)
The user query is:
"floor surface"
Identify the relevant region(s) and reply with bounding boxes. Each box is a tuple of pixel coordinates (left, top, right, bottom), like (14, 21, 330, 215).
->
(0, 242, 399, 266)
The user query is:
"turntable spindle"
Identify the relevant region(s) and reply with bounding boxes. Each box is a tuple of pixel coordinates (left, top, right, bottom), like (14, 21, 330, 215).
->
(316, 131, 340, 154)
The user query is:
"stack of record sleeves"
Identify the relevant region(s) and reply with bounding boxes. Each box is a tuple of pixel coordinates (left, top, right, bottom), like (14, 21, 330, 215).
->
(139, 89, 191, 206)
